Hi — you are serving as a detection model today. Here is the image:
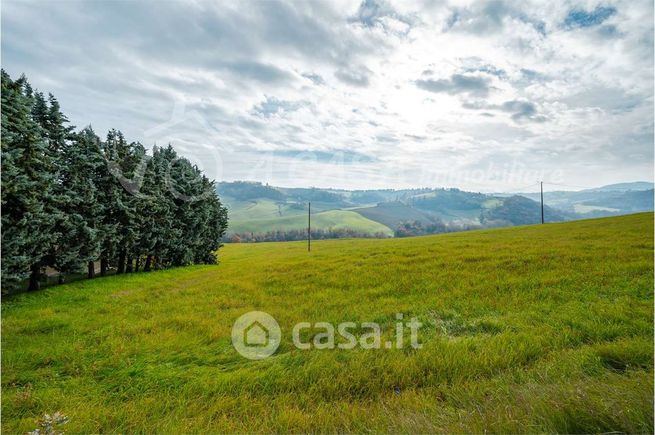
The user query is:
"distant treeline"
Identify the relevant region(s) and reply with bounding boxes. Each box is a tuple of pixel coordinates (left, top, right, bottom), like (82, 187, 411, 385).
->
(480, 195, 569, 225)
(227, 219, 512, 242)
(394, 220, 483, 237)
(227, 221, 486, 242)
(217, 181, 349, 204)
(226, 228, 389, 243)
(1, 71, 228, 292)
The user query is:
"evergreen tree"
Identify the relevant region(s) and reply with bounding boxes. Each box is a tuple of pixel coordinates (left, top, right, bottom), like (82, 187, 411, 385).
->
(167, 157, 203, 266)
(119, 140, 147, 273)
(34, 94, 79, 281)
(101, 130, 144, 273)
(30, 91, 48, 128)
(145, 145, 178, 269)
(198, 185, 228, 264)
(94, 129, 127, 274)
(2, 70, 229, 292)
(45, 94, 74, 152)
(1, 71, 56, 291)
(54, 127, 105, 279)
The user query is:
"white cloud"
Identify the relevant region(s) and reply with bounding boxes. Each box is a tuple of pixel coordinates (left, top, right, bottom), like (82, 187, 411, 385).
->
(2, 0, 652, 191)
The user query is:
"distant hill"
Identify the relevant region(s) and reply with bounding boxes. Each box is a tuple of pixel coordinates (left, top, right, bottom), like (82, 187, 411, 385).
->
(227, 209, 393, 236)
(216, 181, 654, 240)
(590, 182, 654, 192)
(481, 195, 573, 226)
(518, 183, 653, 217)
(355, 201, 437, 230)
(218, 181, 285, 201)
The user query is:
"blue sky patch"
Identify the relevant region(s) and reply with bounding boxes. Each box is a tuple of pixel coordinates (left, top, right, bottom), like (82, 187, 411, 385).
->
(564, 6, 617, 29)
(273, 149, 377, 164)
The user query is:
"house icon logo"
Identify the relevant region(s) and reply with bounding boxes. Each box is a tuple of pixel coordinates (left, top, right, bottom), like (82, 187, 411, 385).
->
(245, 320, 269, 347)
(231, 311, 281, 360)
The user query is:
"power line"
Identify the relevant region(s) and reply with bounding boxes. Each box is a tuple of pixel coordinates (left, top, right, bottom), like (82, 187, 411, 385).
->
(498, 180, 597, 194)
(307, 201, 311, 253)
(494, 181, 541, 195)
(540, 181, 544, 224)
(541, 181, 596, 190)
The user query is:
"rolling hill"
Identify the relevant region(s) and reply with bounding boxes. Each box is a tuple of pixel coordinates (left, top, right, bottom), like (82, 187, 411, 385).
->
(2, 213, 653, 433)
(589, 181, 654, 192)
(517, 184, 654, 216)
(354, 201, 437, 229)
(217, 181, 654, 239)
(227, 209, 393, 236)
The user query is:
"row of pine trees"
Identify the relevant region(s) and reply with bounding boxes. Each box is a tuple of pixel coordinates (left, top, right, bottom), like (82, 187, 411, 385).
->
(1, 70, 228, 292)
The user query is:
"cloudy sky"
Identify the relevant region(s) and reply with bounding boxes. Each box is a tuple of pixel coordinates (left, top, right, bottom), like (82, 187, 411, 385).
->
(2, 0, 653, 191)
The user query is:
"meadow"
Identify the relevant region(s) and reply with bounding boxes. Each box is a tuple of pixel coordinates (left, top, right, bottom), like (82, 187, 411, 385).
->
(227, 208, 393, 236)
(2, 213, 653, 433)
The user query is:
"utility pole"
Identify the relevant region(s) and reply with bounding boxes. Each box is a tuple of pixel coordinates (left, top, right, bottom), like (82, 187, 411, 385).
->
(308, 201, 311, 252)
(540, 181, 544, 224)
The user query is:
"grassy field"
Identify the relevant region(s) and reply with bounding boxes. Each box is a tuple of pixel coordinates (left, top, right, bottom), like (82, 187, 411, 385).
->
(2, 213, 653, 433)
(222, 197, 362, 223)
(222, 198, 295, 221)
(355, 201, 436, 229)
(227, 209, 394, 236)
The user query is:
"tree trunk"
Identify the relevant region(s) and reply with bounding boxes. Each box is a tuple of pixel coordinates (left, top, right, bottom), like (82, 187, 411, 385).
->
(100, 258, 108, 277)
(28, 263, 41, 291)
(88, 261, 95, 279)
(134, 257, 141, 272)
(117, 250, 126, 274)
(126, 257, 133, 273)
(144, 255, 152, 272)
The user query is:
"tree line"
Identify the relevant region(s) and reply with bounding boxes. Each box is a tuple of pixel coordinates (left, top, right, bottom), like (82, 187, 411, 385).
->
(1, 71, 228, 292)
(394, 219, 482, 237)
(227, 228, 389, 243)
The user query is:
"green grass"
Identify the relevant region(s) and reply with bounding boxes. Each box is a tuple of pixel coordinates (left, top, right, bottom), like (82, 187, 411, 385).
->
(222, 196, 357, 223)
(228, 209, 394, 236)
(223, 198, 289, 221)
(355, 201, 436, 229)
(2, 213, 653, 433)
(222, 197, 311, 222)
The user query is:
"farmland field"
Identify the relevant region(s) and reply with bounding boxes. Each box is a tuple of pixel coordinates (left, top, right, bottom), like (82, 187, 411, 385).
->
(216, 182, 655, 237)
(2, 213, 653, 433)
(227, 209, 394, 236)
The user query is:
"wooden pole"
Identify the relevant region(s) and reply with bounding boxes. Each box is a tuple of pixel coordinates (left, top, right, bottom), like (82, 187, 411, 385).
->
(308, 202, 311, 252)
(540, 181, 544, 224)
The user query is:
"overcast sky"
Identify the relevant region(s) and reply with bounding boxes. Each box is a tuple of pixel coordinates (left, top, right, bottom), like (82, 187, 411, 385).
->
(2, 0, 653, 191)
